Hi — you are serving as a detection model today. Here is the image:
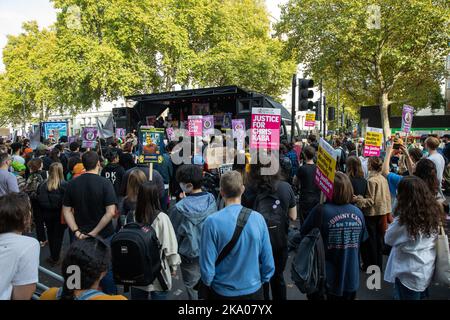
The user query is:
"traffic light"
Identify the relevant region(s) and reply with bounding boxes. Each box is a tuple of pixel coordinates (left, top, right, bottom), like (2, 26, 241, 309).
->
(328, 106, 335, 121)
(298, 79, 314, 111)
(312, 101, 320, 121)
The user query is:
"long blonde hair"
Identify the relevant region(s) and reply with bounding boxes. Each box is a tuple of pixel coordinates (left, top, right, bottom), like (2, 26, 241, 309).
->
(47, 162, 64, 191)
(126, 169, 147, 202)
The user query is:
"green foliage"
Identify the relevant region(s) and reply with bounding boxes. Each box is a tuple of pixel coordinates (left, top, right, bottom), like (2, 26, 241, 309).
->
(0, 0, 296, 124)
(277, 0, 450, 135)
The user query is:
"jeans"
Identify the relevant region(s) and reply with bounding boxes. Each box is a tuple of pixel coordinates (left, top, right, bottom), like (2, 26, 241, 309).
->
(361, 215, 384, 271)
(393, 278, 429, 300)
(180, 256, 201, 300)
(130, 287, 168, 300)
(208, 287, 264, 300)
(43, 214, 67, 261)
(263, 247, 288, 300)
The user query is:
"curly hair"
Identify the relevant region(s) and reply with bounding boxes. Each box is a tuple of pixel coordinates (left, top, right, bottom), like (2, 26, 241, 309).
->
(60, 237, 110, 300)
(395, 176, 444, 240)
(414, 159, 439, 195)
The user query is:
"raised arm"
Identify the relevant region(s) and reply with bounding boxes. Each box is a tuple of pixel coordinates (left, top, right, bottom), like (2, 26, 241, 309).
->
(382, 145, 393, 177)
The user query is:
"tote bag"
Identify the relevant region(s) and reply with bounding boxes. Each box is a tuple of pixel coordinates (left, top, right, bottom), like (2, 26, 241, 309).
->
(434, 226, 450, 286)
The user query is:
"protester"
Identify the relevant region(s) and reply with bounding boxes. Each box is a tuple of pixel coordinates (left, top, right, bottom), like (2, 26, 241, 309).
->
(425, 136, 445, 198)
(301, 172, 366, 300)
(0, 153, 19, 196)
(200, 171, 275, 300)
(101, 149, 125, 198)
(120, 165, 167, 210)
(129, 182, 181, 300)
(40, 237, 127, 300)
(242, 160, 297, 301)
(153, 144, 174, 196)
(335, 138, 347, 172)
(67, 156, 84, 181)
(25, 158, 47, 247)
(284, 142, 299, 179)
(354, 157, 391, 271)
(118, 169, 147, 226)
(169, 164, 217, 300)
(37, 163, 67, 265)
(307, 134, 319, 151)
(62, 151, 117, 294)
(0, 193, 40, 300)
(346, 156, 367, 197)
(10, 142, 25, 165)
(293, 146, 321, 221)
(68, 142, 81, 159)
(384, 176, 444, 300)
(119, 142, 136, 171)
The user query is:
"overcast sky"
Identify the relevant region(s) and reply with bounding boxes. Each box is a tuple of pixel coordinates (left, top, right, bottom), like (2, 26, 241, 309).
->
(0, 0, 287, 71)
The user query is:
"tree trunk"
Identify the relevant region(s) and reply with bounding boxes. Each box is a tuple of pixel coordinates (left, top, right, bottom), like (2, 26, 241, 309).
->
(379, 92, 391, 143)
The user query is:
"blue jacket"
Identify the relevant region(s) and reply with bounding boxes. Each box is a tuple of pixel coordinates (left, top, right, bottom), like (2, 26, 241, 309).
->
(200, 204, 275, 297)
(169, 192, 217, 259)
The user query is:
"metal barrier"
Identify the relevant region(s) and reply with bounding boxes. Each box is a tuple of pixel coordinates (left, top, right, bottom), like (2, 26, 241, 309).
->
(32, 266, 64, 300)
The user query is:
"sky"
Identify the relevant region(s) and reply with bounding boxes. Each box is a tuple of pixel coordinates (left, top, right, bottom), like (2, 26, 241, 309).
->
(0, 0, 287, 71)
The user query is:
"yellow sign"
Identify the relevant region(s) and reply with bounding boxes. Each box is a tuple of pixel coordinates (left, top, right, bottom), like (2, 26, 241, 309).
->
(315, 138, 337, 200)
(317, 146, 337, 183)
(364, 127, 383, 147)
(305, 113, 315, 122)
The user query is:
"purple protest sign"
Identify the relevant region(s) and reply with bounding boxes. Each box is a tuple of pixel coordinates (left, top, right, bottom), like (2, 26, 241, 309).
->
(115, 128, 126, 140)
(82, 127, 98, 148)
(401, 105, 414, 133)
(202, 115, 215, 136)
(68, 136, 78, 144)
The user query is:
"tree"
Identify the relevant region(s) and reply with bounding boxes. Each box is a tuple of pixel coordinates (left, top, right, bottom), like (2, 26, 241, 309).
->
(0, 22, 60, 129)
(51, 0, 296, 100)
(277, 0, 450, 138)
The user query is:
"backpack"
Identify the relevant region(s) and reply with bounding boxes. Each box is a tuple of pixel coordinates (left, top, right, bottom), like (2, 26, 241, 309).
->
(254, 191, 288, 250)
(25, 173, 45, 201)
(37, 182, 64, 211)
(110, 219, 168, 290)
(291, 205, 326, 295)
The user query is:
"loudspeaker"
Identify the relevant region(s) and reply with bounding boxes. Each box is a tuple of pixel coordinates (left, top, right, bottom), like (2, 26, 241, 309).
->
(328, 107, 335, 121)
(112, 107, 127, 118)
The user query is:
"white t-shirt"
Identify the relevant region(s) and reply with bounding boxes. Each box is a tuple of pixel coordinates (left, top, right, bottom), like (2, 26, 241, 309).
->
(428, 152, 445, 195)
(0, 233, 40, 300)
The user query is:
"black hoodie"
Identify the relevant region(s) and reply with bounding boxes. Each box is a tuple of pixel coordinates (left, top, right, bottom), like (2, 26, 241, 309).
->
(101, 163, 125, 197)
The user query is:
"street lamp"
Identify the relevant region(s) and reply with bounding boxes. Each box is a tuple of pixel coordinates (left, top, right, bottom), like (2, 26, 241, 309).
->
(336, 59, 341, 131)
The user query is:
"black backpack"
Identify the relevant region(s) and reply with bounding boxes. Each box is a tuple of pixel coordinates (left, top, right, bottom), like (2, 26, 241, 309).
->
(111, 220, 168, 290)
(291, 205, 326, 295)
(254, 191, 288, 250)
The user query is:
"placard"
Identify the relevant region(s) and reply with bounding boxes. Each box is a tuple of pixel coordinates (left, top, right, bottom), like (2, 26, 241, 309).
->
(232, 119, 246, 151)
(188, 116, 203, 137)
(202, 115, 215, 136)
(250, 108, 281, 150)
(137, 127, 165, 164)
(314, 138, 337, 200)
(115, 128, 126, 140)
(305, 112, 316, 127)
(363, 127, 383, 157)
(81, 127, 98, 148)
(166, 127, 176, 142)
(401, 105, 414, 133)
(222, 113, 232, 129)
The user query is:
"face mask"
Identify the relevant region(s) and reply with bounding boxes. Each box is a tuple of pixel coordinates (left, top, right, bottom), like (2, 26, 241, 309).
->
(179, 182, 193, 194)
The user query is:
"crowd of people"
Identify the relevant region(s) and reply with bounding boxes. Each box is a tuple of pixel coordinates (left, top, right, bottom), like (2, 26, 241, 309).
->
(0, 130, 448, 301)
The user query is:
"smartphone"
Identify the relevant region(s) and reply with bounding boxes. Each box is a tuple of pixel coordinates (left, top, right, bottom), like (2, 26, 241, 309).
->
(393, 144, 401, 150)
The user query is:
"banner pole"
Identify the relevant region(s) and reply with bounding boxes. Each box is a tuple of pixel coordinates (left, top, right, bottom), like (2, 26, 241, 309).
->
(149, 162, 153, 181)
